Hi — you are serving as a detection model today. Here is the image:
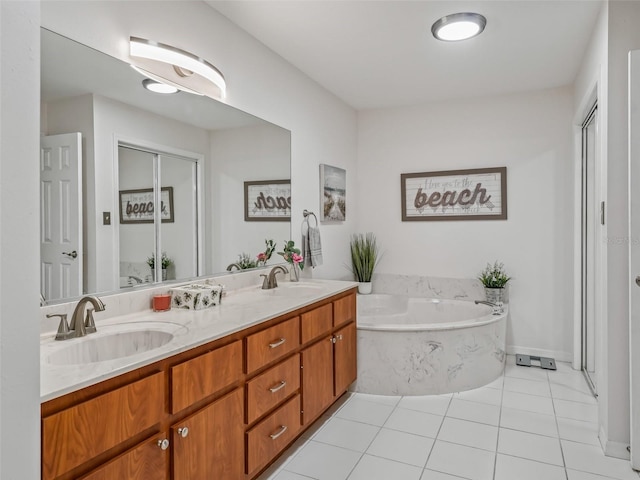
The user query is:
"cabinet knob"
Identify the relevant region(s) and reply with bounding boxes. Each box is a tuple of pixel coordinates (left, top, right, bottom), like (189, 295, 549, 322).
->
(178, 426, 189, 438)
(336, 334, 343, 341)
(157, 439, 170, 450)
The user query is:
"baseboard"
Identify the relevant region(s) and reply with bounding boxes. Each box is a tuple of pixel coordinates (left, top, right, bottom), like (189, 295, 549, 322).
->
(599, 425, 631, 460)
(506, 345, 572, 364)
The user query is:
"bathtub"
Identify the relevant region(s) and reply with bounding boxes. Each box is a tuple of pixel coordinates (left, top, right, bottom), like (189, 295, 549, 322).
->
(354, 294, 507, 396)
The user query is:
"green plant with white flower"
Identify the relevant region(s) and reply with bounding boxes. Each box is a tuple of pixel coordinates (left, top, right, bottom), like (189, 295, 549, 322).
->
(478, 261, 511, 288)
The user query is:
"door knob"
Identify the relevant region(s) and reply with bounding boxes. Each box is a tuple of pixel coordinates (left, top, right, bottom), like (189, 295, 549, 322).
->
(62, 250, 78, 259)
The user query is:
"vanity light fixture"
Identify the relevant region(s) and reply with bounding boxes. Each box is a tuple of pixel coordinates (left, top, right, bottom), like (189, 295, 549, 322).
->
(431, 12, 487, 42)
(131, 65, 203, 96)
(142, 78, 179, 94)
(130, 37, 226, 97)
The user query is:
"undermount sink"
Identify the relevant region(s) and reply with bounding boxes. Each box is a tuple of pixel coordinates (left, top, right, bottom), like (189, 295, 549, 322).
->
(267, 283, 325, 296)
(44, 322, 186, 366)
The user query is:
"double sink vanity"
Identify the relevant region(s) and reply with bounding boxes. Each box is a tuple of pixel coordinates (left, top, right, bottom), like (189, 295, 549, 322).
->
(40, 276, 358, 480)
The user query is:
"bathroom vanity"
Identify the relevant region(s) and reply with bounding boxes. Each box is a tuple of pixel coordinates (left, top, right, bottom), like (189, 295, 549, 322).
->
(40, 282, 357, 480)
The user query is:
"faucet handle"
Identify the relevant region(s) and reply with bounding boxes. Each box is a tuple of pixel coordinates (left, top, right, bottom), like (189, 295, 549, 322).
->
(47, 314, 74, 341)
(84, 308, 97, 334)
(260, 274, 269, 290)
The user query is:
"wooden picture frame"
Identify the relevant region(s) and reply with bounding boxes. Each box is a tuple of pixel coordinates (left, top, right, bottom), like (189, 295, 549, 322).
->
(244, 180, 291, 221)
(119, 187, 174, 224)
(401, 167, 507, 221)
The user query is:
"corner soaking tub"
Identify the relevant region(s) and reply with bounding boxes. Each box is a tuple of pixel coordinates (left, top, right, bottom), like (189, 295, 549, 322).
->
(353, 294, 507, 396)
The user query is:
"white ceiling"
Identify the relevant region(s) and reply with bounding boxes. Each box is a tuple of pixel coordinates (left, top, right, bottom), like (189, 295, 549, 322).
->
(208, 0, 603, 110)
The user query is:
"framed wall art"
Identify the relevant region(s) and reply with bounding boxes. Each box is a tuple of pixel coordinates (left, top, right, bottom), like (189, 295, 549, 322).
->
(320, 164, 346, 221)
(401, 167, 507, 221)
(244, 179, 291, 221)
(119, 187, 174, 224)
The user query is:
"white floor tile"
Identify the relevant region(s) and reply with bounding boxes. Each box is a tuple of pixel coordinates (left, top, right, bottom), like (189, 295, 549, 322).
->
(484, 375, 505, 390)
(325, 392, 354, 416)
(554, 398, 598, 423)
(499, 407, 558, 437)
(421, 470, 468, 480)
(447, 398, 500, 426)
(504, 364, 549, 382)
(284, 441, 362, 480)
(454, 386, 502, 406)
(557, 417, 600, 446)
(549, 371, 592, 392)
(383, 407, 443, 438)
(562, 440, 639, 480)
(347, 454, 423, 480)
(300, 414, 332, 440)
(426, 441, 495, 480)
(503, 376, 551, 397)
(497, 428, 563, 466)
(366, 428, 434, 467)
(336, 397, 395, 426)
(550, 382, 597, 404)
(437, 417, 498, 451)
(554, 361, 578, 373)
(502, 390, 555, 416)
(313, 417, 380, 452)
(567, 469, 627, 480)
(494, 453, 566, 480)
(353, 393, 402, 407)
(397, 394, 452, 416)
(273, 472, 318, 480)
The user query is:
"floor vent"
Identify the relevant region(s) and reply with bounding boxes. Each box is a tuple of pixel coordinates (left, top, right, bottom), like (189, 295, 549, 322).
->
(515, 354, 556, 370)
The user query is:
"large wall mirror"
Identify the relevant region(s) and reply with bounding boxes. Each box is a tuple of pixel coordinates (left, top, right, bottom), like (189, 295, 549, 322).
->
(40, 28, 291, 304)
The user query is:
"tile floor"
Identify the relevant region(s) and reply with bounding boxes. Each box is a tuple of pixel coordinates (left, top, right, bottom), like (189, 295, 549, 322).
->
(257, 356, 640, 480)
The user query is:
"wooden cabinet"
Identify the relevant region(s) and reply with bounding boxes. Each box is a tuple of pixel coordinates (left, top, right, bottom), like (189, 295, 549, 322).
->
(172, 388, 244, 480)
(41, 288, 357, 480)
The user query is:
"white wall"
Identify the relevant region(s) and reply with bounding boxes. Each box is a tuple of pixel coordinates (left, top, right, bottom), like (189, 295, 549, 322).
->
(0, 1, 42, 478)
(357, 86, 575, 360)
(41, 0, 359, 280)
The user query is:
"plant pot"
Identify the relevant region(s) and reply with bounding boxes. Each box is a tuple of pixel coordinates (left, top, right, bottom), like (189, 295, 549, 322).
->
(484, 287, 506, 304)
(358, 282, 372, 295)
(290, 263, 300, 282)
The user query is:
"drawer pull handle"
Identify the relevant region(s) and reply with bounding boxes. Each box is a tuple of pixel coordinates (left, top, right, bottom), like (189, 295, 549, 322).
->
(157, 439, 170, 450)
(178, 427, 189, 438)
(269, 381, 287, 393)
(269, 425, 288, 440)
(269, 338, 286, 349)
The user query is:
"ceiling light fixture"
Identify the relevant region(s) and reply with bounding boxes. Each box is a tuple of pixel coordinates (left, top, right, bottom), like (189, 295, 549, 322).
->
(130, 37, 226, 97)
(142, 79, 179, 94)
(431, 12, 487, 42)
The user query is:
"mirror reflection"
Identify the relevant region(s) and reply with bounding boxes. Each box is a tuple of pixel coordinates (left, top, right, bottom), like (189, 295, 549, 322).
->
(40, 28, 291, 303)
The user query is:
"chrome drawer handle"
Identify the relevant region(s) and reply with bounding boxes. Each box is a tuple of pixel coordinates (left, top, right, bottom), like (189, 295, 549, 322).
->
(269, 381, 287, 393)
(157, 439, 170, 450)
(269, 338, 286, 349)
(269, 425, 288, 440)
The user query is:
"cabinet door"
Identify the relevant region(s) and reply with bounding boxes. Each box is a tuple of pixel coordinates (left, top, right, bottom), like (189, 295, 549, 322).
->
(172, 388, 244, 480)
(301, 303, 332, 344)
(301, 337, 334, 425)
(334, 322, 357, 395)
(79, 434, 169, 480)
(333, 293, 356, 328)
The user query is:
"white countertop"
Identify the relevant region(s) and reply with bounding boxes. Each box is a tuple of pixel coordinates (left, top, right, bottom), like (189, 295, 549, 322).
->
(40, 279, 357, 402)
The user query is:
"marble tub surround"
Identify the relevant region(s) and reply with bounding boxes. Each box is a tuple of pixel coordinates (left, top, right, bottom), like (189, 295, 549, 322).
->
(354, 293, 507, 396)
(40, 276, 356, 401)
(371, 273, 487, 301)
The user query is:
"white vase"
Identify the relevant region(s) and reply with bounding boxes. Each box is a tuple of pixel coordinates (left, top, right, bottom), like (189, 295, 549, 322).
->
(358, 282, 372, 295)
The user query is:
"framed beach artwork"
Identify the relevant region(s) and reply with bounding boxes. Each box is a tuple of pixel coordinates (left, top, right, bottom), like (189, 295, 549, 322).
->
(401, 167, 507, 221)
(244, 180, 291, 221)
(119, 187, 174, 224)
(320, 164, 346, 221)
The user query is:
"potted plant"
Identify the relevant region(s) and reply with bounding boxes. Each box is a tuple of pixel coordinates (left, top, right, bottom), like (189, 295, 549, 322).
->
(278, 240, 304, 281)
(349, 233, 380, 294)
(478, 261, 511, 304)
(147, 252, 173, 281)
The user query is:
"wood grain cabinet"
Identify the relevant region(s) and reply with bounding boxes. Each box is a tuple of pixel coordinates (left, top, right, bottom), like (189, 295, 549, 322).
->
(41, 288, 357, 480)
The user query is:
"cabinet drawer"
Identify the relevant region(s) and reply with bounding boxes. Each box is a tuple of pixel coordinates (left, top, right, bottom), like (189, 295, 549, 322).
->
(246, 354, 300, 424)
(79, 434, 169, 480)
(333, 293, 356, 328)
(171, 340, 242, 413)
(246, 317, 300, 373)
(42, 372, 165, 480)
(246, 394, 301, 475)
(301, 303, 333, 343)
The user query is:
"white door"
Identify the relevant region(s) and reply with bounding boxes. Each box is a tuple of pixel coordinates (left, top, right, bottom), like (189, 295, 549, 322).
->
(629, 49, 640, 470)
(40, 133, 82, 301)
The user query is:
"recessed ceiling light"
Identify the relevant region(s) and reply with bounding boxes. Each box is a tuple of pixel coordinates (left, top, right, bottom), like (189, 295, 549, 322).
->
(431, 12, 487, 42)
(142, 78, 179, 94)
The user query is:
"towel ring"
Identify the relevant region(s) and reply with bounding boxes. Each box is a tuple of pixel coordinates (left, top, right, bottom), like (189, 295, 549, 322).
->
(303, 209, 318, 227)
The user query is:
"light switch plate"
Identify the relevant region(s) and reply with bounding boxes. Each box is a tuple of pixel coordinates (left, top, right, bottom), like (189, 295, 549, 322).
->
(103, 212, 111, 225)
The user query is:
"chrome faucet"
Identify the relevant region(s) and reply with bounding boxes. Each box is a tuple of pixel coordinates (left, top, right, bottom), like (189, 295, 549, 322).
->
(261, 265, 288, 289)
(474, 300, 503, 315)
(226, 263, 241, 271)
(70, 296, 106, 337)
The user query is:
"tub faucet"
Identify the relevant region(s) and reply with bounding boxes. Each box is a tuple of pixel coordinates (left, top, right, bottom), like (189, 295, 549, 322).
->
(261, 265, 288, 289)
(474, 300, 503, 315)
(70, 295, 106, 337)
(226, 263, 241, 271)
